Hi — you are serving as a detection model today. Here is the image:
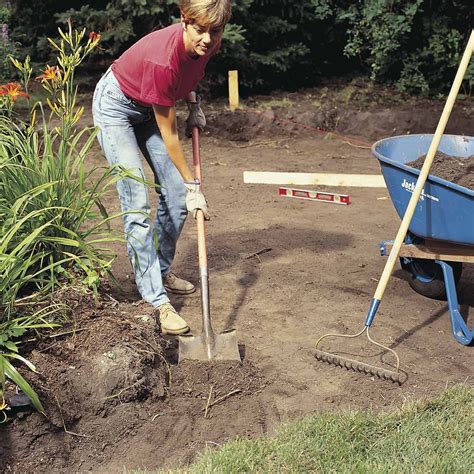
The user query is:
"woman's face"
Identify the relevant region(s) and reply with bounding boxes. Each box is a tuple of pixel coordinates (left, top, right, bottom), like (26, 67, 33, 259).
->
(182, 18, 224, 57)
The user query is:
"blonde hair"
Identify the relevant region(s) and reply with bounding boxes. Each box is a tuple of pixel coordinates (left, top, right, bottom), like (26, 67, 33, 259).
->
(180, 0, 232, 28)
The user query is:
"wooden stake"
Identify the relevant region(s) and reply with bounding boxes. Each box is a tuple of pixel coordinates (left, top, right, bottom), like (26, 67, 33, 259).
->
(228, 70, 239, 111)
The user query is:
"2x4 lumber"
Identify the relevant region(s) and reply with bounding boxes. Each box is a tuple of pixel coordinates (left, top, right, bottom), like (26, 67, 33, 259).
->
(243, 171, 386, 188)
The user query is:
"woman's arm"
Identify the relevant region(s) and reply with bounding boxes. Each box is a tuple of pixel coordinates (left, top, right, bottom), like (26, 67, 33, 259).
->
(152, 103, 194, 182)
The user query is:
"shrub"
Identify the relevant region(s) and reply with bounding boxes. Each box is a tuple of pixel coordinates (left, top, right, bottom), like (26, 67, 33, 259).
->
(0, 21, 131, 418)
(0, 4, 16, 83)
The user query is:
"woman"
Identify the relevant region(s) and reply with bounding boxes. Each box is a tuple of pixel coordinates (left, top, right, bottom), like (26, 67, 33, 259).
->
(92, 0, 232, 334)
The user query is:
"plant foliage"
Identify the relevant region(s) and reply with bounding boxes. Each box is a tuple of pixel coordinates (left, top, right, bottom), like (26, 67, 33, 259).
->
(0, 3, 16, 82)
(0, 21, 128, 418)
(7, 1, 473, 95)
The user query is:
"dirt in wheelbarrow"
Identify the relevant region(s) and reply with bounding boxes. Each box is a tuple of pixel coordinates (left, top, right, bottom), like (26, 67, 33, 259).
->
(408, 151, 474, 189)
(2, 83, 474, 473)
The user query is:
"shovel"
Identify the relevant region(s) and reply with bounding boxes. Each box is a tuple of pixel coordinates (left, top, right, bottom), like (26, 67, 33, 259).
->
(178, 127, 241, 362)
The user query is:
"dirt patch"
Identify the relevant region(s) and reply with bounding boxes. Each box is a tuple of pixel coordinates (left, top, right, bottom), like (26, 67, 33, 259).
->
(407, 152, 474, 190)
(204, 82, 473, 143)
(2, 84, 474, 472)
(1, 290, 266, 472)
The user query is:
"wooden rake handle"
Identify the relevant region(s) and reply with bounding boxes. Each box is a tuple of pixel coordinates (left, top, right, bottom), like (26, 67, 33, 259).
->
(372, 30, 474, 303)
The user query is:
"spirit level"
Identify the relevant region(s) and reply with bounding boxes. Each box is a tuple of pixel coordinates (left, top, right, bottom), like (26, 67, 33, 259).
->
(279, 187, 350, 205)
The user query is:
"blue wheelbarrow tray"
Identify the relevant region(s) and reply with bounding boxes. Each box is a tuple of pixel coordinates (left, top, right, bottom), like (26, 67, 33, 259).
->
(372, 134, 474, 345)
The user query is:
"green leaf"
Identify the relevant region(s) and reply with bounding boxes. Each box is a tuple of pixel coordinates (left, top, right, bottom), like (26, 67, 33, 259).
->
(0, 356, 5, 396)
(4, 341, 18, 352)
(3, 357, 44, 414)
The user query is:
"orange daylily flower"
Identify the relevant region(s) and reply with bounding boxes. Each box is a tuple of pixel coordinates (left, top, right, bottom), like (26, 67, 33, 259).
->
(0, 82, 29, 102)
(36, 65, 61, 83)
(89, 31, 101, 43)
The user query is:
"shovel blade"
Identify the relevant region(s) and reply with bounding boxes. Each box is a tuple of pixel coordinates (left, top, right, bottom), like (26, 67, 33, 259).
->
(178, 329, 241, 362)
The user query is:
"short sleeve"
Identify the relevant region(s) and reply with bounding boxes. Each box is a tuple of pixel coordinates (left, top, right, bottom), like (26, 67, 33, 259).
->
(140, 60, 176, 106)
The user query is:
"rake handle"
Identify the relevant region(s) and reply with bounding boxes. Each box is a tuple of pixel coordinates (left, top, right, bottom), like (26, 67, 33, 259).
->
(366, 29, 474, 326)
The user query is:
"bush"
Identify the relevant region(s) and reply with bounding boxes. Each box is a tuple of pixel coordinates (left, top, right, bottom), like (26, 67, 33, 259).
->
(336, 0, 474, 95)
(0, 22, 132, 417)
(7, 2, 474, 97)
(0, 4, 16, 83)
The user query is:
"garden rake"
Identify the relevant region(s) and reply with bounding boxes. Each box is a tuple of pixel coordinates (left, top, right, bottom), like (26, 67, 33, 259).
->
(178, 126, 241, 362)
(315, 30, 474, 383)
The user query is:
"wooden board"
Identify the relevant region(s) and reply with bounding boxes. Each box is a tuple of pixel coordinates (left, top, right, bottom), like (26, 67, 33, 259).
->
(243, 171, 386, 188)
(384, 240, 474, 263)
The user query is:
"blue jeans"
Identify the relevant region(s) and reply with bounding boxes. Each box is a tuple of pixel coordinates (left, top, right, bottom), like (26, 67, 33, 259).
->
(92, 69, 187, 307)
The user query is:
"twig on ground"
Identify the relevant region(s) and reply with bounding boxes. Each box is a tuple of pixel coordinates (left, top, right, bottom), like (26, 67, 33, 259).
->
(205, 441, 221, 446)
(202, 388, 241, 415)
(244, 248, 272, 262)
(24, 325, 88, 345)
(230, 140, 277, 149)
(55, 395, 91, 438)
(204, 385, 214, 418)
(106, 294, 119, 306)
(49, 327, 88, 338)
(133, 334, 161, 354)
(102, 381, 140, 401)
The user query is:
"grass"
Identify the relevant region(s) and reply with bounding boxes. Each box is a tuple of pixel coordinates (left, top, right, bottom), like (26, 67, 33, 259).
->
(180, 385, 473, 473)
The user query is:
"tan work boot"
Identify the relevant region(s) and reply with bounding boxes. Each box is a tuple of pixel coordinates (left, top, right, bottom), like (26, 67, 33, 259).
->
(155, 303, 189, 335)
(163, 271, 195, 295)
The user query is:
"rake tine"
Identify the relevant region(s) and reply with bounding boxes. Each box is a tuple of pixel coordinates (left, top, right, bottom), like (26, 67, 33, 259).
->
(314, 349, 402, 383)
(314, 327, 403, 384)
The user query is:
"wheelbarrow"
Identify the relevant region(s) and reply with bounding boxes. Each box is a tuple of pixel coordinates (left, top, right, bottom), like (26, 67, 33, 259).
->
(373, 134, 474, 345)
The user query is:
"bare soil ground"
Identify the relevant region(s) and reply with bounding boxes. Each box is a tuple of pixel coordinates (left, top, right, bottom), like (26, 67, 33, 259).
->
(1, 84, 473, 473)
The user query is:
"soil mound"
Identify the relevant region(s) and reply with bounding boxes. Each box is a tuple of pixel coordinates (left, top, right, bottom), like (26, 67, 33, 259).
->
(1, 290, 266, 472)
(408, 152, 474, 190)
(201, 84, 473, 144)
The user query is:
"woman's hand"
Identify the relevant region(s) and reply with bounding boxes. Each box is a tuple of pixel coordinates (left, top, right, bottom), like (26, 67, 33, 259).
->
(184, 179, 210, 220)
(185, 94, 206, 138)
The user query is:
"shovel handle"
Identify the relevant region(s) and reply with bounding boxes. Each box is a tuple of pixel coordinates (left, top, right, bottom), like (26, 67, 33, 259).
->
(191, 127, 208, 270)
(191, 127, 215, 343)
(192, 127, 203, 183)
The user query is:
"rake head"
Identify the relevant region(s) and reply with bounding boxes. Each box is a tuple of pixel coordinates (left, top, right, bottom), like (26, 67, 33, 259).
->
(314, 327, 405, 384)
(314, 349, 402, 383)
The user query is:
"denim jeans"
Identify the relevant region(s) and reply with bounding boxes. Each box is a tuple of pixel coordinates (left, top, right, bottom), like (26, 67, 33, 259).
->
(92, 69, 187, 307)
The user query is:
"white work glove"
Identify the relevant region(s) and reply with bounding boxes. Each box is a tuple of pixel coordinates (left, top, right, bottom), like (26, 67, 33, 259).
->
(184, 179, 210, 220)
(185, 95, 206, 138)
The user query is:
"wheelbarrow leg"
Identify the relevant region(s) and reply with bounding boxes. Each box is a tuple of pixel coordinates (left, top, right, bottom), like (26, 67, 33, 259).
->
(436, 260, 473, 345)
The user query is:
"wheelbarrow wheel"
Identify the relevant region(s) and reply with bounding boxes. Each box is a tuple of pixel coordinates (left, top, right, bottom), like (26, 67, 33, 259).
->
(399, 257, 463, 300)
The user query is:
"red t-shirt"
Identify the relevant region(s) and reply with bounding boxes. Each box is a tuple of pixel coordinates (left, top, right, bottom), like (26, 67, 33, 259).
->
(112, 23, 216, 106)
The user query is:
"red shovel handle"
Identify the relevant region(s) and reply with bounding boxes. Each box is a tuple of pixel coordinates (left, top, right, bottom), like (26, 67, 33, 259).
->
(192, 127, 202, 182)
